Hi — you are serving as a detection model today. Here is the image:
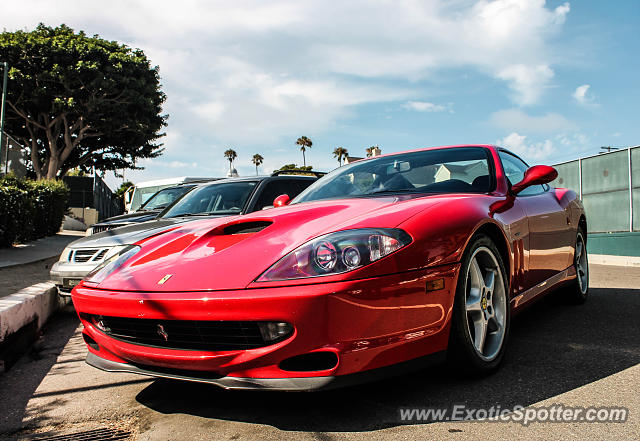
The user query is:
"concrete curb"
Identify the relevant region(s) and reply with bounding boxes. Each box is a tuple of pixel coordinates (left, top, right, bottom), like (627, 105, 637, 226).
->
(0, 282, 65, 371)
(589, 254, 640, 267)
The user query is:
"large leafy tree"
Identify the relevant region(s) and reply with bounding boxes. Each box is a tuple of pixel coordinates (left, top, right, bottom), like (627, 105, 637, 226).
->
(295, 136, 312, 167)
(0, 24, 167, 179)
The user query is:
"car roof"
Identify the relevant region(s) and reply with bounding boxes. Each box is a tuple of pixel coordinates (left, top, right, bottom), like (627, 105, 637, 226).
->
(191, 175, 317, 188)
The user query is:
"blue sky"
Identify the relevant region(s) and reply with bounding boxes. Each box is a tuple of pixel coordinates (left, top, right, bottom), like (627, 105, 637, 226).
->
(3, 0, 639, 189)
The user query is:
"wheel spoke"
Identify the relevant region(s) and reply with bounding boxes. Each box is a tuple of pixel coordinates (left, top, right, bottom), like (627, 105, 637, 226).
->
(473, 316, 487, 353)
(466, 294, 483, 313)
(469, 258, 484, 289)
(484, 270, 495, 299)
(575, 241, 583, 262)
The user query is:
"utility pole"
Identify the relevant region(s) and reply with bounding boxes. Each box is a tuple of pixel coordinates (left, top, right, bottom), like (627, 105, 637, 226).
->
(600, 146, 619, 154)
(0, 62, 8, 175)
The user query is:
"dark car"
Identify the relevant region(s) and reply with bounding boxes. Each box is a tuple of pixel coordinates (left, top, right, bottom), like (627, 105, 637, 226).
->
(86, 183, 199, 235)
(51, 172, 322, 294)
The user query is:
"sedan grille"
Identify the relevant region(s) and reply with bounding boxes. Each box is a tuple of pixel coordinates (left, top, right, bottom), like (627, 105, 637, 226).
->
(90, 225, 119, 234)
(85, 315, 278, 351)
(70, 248, 110, 263)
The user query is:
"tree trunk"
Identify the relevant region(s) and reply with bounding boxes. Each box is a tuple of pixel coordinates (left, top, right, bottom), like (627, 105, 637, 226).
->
(302, 150, 306, 167)
(46, 157, 59, 179)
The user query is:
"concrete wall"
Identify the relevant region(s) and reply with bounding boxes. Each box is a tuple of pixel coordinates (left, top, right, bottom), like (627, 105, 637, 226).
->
(68, 207, 99, 226)
(588, 232, 640, 257)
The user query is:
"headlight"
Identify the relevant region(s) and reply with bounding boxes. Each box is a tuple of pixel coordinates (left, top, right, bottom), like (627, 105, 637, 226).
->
(257, 228, 411, 282)
(59, 247, 72, 262)
(85, 227, 94, 236)
(84, 245, 141, 284)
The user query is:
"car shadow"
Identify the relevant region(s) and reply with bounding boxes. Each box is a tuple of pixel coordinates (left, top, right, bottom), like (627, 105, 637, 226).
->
(135, 286, 640, 432)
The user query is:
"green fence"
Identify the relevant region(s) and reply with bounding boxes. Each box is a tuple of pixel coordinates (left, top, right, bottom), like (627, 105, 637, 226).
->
(554, 146, 639, 234)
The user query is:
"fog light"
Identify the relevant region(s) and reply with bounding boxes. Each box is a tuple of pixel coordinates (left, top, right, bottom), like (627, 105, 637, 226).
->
(257, 322, 293, 342)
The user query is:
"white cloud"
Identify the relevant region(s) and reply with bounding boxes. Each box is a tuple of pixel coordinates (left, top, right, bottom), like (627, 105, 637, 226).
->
(165, 161, 199, 169)
(556, 132, 589, 148)
(497, 132, 554, 160)
(573, 84, 595, 105)
(402, 101, 451, 113)
(2, 0, 572, 180)
(490, 108, 576, 133)
(497, 64, 555, 106)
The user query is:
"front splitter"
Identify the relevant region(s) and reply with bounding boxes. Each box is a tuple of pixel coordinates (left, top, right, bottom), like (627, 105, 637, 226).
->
(86, 349, 445, 392)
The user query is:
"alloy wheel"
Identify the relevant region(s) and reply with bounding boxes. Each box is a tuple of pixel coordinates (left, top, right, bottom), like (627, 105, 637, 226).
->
(465, 246, 507, 362)
(575, 233, 589, 295)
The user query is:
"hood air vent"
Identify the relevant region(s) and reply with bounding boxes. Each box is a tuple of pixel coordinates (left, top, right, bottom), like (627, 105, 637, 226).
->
(223, 221, 272, 235)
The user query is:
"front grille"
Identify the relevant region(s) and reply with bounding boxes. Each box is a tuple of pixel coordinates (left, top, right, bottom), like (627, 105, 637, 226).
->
(71, 248, 109, 263)
(91, 224, 120, 234)
(89, 315, 272, 351)
(93, 249, 108, 260)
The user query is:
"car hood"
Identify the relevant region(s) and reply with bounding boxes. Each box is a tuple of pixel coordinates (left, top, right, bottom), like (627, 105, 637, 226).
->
(94, 210, 162, 226)
(68, 218, 198, 249)
(95, 194, 454, 292)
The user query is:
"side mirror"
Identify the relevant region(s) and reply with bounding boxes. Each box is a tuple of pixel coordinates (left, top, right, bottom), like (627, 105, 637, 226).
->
(511, 165, 558, 195)
(273, 194, 291, 207)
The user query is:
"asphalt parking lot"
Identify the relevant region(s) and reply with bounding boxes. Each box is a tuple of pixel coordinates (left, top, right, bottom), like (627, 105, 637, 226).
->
(0, 263, 638, 440)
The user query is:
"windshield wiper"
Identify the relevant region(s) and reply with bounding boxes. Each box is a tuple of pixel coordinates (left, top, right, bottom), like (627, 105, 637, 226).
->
(165, 213, 214, 218)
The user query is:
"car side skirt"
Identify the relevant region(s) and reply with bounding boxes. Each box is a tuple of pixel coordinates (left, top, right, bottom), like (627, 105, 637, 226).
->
(510, 265, 576, 312)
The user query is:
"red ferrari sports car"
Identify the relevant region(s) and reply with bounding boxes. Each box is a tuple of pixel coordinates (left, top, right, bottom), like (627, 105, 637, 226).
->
(72, 145, 588, 390)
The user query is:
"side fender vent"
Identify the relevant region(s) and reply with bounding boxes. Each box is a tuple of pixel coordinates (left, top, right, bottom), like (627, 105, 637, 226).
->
(223, 221, 272, 235)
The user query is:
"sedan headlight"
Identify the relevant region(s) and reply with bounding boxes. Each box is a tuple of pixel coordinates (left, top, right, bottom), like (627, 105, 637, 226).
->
(84, 245, 141, 284)
(257, 228, 411, 282)
(59, 247, 72, 262)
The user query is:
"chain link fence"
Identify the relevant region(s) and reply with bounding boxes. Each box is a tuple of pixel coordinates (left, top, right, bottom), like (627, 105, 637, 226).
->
(554, 146, 639, 233)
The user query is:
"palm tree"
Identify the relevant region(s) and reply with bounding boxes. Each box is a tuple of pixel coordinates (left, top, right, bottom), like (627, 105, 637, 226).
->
(252, 153, 264, 175)
(296, 136, 312, 167)
(333, 147, 349, 166)
(224, 148, 237, 174)
(366, 145, 379, 158)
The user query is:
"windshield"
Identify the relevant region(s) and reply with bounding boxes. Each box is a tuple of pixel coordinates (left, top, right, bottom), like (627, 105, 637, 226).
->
(139, 186, 194, 211)
(293, 147, 493, 203)
(160, 181, 258, 218)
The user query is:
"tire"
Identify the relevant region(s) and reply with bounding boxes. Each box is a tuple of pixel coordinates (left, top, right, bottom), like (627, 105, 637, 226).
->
(562, 229, 589, 304)
(447, 234, 510, 375)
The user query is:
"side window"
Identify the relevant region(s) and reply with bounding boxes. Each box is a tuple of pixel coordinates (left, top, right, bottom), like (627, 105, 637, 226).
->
(252, 179, 314, 210)
(498, 151, 546, 196)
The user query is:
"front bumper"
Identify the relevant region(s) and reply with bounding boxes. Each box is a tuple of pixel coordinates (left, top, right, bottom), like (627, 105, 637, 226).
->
(51, 261, 101, 294)
(73, 264, 458, 389)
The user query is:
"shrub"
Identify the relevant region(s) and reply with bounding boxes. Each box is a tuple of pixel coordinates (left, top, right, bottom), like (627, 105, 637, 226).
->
(0, 176, 69, 247)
